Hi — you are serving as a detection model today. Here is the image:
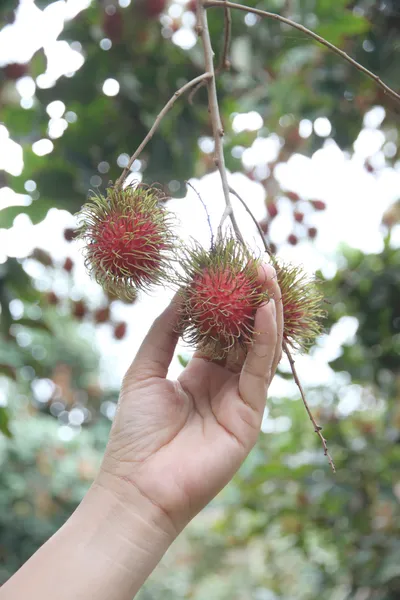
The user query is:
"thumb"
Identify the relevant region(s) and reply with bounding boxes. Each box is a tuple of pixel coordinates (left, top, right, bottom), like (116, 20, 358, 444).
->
(127, 293, 182, 380)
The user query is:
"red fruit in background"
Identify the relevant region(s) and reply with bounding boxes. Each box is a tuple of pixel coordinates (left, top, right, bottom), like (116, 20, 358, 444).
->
(144, 0, 167, 18)
(31, 248, 53, 267)
(94, 306, 111, 324)
(286, 191, 300, 203)
(310, 200, 326, 211)
(114, 321, 127, 340)
(46, 291, 59, 306)
(72, 300, 86, 320)
(63, 228, 77, 242)
(103, 11, 123, 42)
(267, 202, 278, 219)
(258, 218, 269, 234)
(365, 161, 374, 173)
(308, 227, 318, 239)
(288, 234, 298, 246)
(3, 63, 28, 80)
(294, 211, 304, 223)
(187, 0, 197, 12)
(63, 257, 74, 273)
(171, 19, 180, 33)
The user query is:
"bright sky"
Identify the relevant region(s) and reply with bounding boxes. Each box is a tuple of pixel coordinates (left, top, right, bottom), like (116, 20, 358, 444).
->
(1, 0, 399, 431)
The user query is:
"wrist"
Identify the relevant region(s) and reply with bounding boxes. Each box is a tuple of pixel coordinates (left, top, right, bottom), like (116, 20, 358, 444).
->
(67, 474, 177, 595)
(93, 469, 179, 542)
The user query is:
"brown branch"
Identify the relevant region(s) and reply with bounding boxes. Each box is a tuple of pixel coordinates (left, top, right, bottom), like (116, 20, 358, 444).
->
(218, 5, 232, 71)
(283, 340, 336, 473)
(205, 0, 400, 105)
(198, 1, 244, 243)
(229, 184, 336, 472)
(228, 186, 273, 256)
(115, 72, 212, 189)
(189, 6, 232, 104)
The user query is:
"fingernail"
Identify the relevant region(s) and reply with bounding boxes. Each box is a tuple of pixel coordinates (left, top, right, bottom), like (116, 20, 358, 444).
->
(270, 299, 276, 317)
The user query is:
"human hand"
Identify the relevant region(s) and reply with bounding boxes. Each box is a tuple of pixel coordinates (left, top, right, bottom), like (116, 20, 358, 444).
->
(0, 264, 283, 600)
(98, 263, 283, 537)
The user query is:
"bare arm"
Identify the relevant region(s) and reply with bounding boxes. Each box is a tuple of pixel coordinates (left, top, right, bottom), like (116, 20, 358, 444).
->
(1, 264, 283, 600)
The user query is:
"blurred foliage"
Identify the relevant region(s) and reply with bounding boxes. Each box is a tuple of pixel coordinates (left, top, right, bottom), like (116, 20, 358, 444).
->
(0, 1, 399, 599)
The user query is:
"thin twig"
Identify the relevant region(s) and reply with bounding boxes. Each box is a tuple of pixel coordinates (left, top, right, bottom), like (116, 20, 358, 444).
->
(218, 5, 232, 71)
(188, 79, 208, 104)
(115, 72, 212, 189)
(189, 6, 232, 104)
(229, 184, 335, 472)
(228, 186, 272, 256)
(283, 340, 336, 472)
(186, 181, 214, 248)
(198, 1, 244, 244)
(205, 0, 400, 105)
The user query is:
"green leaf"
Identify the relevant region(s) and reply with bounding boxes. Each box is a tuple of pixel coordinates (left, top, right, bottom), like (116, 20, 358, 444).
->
(0, 364, 17, 380)
(178, 354, 190, 368)
(17, 318, 52, 333)
(0, 407, 12, 438)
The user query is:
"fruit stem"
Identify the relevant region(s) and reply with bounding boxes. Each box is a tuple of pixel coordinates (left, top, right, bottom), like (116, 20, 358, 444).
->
(116, 72, 212, 189)
(197, 1, 244, 244)
(229, 186, 273, 257)
(186, 181, 214, 248)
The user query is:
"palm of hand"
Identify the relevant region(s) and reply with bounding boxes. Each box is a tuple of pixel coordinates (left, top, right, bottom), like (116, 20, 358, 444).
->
(102, 265, 282, 533)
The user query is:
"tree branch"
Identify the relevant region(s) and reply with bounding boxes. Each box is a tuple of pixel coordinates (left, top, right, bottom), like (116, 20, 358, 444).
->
(198, 1, 244, 243)
(189, 6, 232, 103)
(205, 0, 400, 105)
(219, 5, 232, 71)
(229, 183, 336, 472)
(228, 186, 273, 256)
(283, 340, 336, 473)
(115, 73, 212, 189)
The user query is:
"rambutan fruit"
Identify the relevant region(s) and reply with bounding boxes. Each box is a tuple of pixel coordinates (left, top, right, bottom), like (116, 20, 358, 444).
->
(271, 258, 325, 352)
(63, 257, 74, 273)
(64, 228, 77, 242)
(113, 321, 127, 340)
(94, 306, 111, 324)
(176, 237, 269, 360)
(76, 183, 176, 300)
(72, 300, 86, 320)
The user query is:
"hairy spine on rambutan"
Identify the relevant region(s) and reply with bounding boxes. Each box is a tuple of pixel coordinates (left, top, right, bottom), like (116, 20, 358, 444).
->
(272, 258, 325, 352)
(176, 237, 270, 360)
(75, 184, 176, 300)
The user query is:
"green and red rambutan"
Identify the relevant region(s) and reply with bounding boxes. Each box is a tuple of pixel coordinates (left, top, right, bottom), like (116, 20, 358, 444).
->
(272, 258, 325, 352)
(176, 237, 270, 360)
(76, 183, 176, 300)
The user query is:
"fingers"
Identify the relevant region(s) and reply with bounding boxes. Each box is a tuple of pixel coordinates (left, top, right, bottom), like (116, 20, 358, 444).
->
(260, 263, 284, 372)
(238, 299, 277, 414)
(128, 294, 182, 380)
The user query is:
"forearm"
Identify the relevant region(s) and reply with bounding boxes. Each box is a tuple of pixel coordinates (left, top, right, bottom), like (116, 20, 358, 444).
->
(0, 477, 176, 600)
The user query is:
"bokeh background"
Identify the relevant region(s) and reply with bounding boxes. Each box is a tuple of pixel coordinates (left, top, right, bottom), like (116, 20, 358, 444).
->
(0, 0, 400, 598)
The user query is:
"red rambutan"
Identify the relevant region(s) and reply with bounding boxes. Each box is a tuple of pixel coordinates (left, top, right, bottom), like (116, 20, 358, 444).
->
(63, 228, 77, 242)
(76, 183, 176, 300)
(94, 306, 111, 324)
(272, 258, 325, 352)
(177, 237, 269, 359)
(310, 199, 326, 211)
(63, 257, 74, 273)
(72, 300, 86, 320)
(113, 321, 127, 340)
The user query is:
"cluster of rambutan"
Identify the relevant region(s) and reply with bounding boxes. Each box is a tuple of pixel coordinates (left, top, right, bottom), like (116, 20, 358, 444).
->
(76, 183, 324, 359)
